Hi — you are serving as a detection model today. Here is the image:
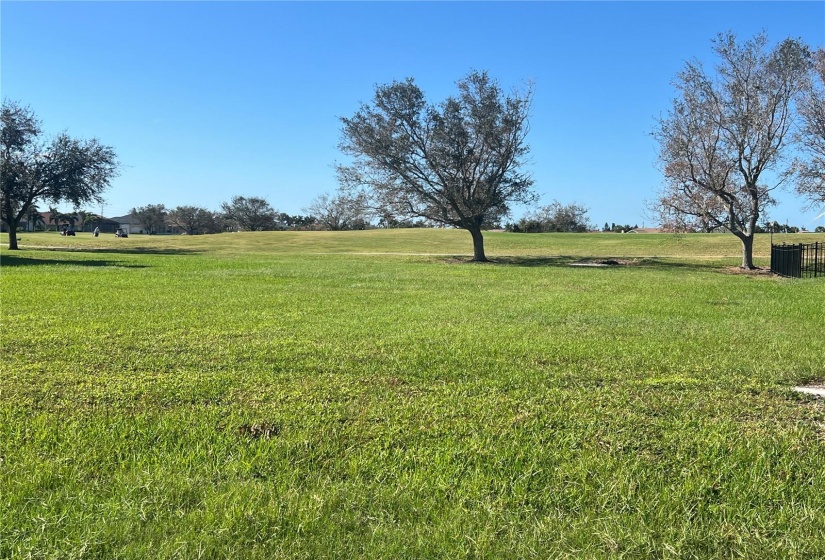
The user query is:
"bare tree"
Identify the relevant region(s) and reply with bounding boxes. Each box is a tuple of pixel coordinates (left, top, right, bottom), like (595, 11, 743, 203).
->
(651, 166, 728, 233)
(1, 100, 119, 249)
(304, 190, 369, 231)
(338, 71, 534, 261)
(514, 201, 591, 233)
(653, 32, 810, 268)
(793, 48, 825, 208)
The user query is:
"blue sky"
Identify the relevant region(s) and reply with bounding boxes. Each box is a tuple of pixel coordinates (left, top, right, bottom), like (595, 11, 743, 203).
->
(2, 1, 823, 227)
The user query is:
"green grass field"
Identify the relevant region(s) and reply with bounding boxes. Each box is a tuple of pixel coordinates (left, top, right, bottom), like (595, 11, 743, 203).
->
(2, 230, 824, 559)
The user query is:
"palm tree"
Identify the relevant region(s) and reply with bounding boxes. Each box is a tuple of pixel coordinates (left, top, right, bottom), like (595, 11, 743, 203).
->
(48, 207, 75, 231)
(48, 206, 61, 231)
(24, 204, 45, 231)
(81, 212, 103, 232)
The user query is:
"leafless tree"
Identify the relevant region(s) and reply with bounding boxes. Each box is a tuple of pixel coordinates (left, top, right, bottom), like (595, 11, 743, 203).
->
(652, 162, 731, 233)
(515, 201, 591, 233)
(305, 190, 370, 231)
(338, 71, 534, 261)
(653, 32, 810, 268)
(792, 48, 825, 208)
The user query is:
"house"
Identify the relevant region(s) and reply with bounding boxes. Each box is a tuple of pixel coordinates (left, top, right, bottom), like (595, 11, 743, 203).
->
(629, 228, 665, 234)
(109, 215, 140, 235)
(36, 213, 120, 234)
(109, 215, 179, 235)
(3, 211, 120, 233)
(79, 216, 120, 234)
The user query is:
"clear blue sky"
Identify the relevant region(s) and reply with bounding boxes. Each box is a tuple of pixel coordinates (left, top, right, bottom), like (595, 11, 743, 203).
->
(2, 1, 823, 227)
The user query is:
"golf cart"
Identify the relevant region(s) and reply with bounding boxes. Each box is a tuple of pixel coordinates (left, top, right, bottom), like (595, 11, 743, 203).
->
(115, 228, 128, 238)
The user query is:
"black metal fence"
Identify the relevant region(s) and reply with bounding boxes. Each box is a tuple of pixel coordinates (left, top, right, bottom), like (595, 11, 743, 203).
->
(771, 241, 824, 278)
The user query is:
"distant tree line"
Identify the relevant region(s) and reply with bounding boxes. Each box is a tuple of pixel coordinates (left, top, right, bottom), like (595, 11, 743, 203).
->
(505, 201, 591, 233)
(754, 221, 816, 234)
(128, 190, 442, 235)
(602, 223, 639, 233)
(128, 198, 309, 235)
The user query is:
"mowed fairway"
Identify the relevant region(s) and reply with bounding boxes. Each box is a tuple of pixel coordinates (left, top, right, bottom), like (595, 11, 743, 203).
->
(2, 230, 824, 559)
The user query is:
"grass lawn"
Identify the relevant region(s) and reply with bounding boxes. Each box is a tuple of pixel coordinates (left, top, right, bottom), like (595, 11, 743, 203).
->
(2, 230, 824, 559)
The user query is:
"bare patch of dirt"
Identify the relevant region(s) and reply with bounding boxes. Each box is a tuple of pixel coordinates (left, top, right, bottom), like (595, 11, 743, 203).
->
(237, 422, 281, 440)
(722, 266, 777, 276)
(568, 259, 638, 267)
(384, 376, 407, 387)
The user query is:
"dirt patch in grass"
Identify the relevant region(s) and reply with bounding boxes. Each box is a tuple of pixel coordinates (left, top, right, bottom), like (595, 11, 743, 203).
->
(722, 266, 777, 276)
(568, 259, 638, 267)
(237, 422, 281, 440)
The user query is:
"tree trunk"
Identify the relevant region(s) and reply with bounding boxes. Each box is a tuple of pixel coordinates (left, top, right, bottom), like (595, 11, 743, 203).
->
(740, 234, 755, 269)
(468, 226, 487, 262)
(6, 216, 20, 250)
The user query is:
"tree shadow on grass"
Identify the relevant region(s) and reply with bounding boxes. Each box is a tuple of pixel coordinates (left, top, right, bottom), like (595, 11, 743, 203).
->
(488, 255, 573, 267)
(2, 246, 201, 260)
(38, 247, 202, 256)
(642, 258, 743, 271)
(463, 255, 733, 273)
(0, 254, 148, 268)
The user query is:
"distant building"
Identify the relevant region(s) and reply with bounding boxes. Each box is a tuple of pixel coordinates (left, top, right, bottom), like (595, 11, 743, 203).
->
(109, 215, 140, 235)
(109, 215, 179, 235)
(34, 213, 119, 234)
(630, 228, 665, 234)
(79, 216, 120, 234)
